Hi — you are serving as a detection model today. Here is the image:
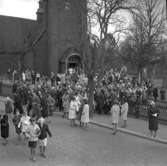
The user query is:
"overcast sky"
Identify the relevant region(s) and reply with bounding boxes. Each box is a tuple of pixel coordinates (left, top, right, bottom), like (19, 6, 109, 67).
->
(0, 0, 39, 20)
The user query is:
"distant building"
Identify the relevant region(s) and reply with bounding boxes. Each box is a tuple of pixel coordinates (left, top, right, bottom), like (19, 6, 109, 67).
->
(0, 0, 87, 75)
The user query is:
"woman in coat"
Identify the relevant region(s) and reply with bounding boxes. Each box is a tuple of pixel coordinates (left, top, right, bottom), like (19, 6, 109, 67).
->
(47, 94, 55, 116)
(81, 99, 89, 127)
(68, 96, 78, 127)
(1, 114, 9, 145)
(62, 92, 70, 119)
(148, 101, 160, 138)
(121, 99, 129, 128)
(5, 96, 13, 114)
(41, 94, 48, 118)
(110, 100, 120, 135)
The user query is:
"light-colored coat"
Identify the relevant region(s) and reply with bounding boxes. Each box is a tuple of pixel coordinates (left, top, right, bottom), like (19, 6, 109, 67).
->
(18, 115, 30, 133)
(111, 104, 120, 124)
(121, 102, 128, 120)
(68, 101, 77, 120)
(81, 104, 89, 123)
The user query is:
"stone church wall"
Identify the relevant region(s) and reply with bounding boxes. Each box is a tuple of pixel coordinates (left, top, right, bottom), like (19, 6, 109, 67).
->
(0, 14, 49, 75)
(47, 0, 86, 74)
(0, 0, 87, 75)
(0, 15, 38, 73)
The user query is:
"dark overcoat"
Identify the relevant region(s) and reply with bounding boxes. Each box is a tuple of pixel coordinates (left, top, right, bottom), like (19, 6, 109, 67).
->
(1, 118, 9, 139)
(148, 105, 159, 131)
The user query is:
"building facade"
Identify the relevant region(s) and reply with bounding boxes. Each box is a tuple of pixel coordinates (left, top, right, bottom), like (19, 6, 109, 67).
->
(0, 0, 87, 75)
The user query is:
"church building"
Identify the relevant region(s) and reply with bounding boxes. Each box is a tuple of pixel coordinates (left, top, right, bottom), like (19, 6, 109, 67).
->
(0, 0, 87, 75)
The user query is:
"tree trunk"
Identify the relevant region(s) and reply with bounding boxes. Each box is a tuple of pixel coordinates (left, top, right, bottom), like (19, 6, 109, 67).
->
(137, 67, 142, 85)
(88, 75, 95, 118)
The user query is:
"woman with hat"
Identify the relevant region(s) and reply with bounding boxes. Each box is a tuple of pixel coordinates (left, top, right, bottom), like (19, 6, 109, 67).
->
(148, 100, 160, 138)
(110, 99, 120, 135)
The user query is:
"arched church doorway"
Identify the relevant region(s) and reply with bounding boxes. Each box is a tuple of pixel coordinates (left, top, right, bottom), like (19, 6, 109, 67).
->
(59, 48, 82, 74)
(66, 53, 82, 73)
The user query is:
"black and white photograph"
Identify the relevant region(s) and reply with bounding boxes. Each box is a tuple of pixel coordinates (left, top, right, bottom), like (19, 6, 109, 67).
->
(0, 0, 167, 165)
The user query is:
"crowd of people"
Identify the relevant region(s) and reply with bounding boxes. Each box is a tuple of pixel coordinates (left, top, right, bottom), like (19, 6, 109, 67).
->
(0, 67, 161, 162)
(0, 69, 91, 162)
(93, 68, 160, 135)
(94, 68, 160, 117)
(1, 104, 52, 162)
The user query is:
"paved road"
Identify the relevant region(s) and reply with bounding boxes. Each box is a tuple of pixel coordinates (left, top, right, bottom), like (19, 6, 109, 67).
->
(0, 115, 167, 166)
(92, 114, 167, 140)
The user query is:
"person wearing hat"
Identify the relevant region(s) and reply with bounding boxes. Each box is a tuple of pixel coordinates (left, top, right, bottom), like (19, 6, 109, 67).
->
(110, 99, 120, 135)
(148, 100, 160, 138)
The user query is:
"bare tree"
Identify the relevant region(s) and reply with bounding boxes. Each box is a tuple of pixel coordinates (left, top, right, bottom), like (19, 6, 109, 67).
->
(121, 0, 167, 81)
(75, 0, 134, 115)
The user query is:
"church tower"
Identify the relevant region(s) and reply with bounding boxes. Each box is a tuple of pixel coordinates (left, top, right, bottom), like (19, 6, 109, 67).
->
(37, 0, 87, 74)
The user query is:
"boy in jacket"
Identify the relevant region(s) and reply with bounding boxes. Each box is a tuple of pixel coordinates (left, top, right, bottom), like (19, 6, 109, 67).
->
(38, 117, 52, 158)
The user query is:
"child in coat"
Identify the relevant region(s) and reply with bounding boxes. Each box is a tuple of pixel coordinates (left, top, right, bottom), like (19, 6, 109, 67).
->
(26, 117, 40, 162)
(1, 114, 9, 145)
(18, 110, 30, 139)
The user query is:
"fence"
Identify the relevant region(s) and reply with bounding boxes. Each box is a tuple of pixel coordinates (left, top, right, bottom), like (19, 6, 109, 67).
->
(129, 103, 167, 122)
